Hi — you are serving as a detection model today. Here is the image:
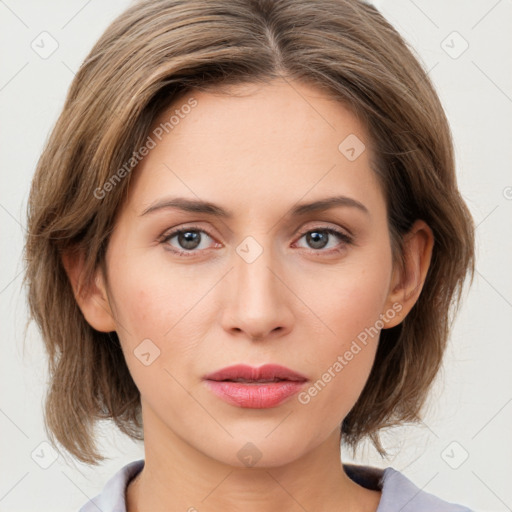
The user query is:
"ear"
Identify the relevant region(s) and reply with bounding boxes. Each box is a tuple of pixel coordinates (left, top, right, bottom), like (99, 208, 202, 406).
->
(381, 220, 434, 329)
(61, 249, 117, 333)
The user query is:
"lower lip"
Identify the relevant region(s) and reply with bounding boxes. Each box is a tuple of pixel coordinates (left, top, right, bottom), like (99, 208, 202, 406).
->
(204, 380, 306, 408)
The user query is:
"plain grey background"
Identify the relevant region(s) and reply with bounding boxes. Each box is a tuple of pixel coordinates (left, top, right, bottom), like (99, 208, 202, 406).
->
(1, 1, 511, 511)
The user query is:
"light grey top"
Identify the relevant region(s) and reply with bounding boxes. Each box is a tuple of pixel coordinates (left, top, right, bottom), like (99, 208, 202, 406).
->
(78, 459, 474, 512)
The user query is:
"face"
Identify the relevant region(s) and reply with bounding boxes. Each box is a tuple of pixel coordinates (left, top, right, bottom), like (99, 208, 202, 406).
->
(99, 80, 401, 468)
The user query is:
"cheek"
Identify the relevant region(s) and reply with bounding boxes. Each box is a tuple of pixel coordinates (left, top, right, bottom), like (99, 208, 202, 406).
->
(313, 243, 392, 344)
(110, 272, 168, 340)
(296, 293, 383, 428)
(297, 246, 392, 416)
(330, 271, 389, 341)
(106, 255, 200, 376)
(107, 265, 198, 413)
(108, 245, 203, 338)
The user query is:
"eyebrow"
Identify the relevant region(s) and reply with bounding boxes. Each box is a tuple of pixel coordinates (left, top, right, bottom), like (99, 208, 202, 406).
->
(139, 195, 369, 218)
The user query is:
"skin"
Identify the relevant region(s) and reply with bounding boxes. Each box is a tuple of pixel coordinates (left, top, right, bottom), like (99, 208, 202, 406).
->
(64, 79, 433, 512)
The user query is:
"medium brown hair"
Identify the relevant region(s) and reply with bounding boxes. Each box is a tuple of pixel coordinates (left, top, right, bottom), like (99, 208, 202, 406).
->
(24, 0, 475, 465)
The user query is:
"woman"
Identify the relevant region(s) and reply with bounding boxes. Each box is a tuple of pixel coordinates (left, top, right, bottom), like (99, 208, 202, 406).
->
(24, 0, 475, 510)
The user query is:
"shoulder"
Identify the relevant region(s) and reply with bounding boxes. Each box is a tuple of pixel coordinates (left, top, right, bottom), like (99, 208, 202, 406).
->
(78, 459, 144, 512)
(344, 463, 474, 512)
(378, 467, 474, 512)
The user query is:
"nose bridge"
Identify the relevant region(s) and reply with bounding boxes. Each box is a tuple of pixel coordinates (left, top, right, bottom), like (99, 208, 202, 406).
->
(235, 235, 282, 310)
(222, 234, 292, 339)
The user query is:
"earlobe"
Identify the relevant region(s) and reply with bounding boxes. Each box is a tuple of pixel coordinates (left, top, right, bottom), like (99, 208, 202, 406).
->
(382, 220, 434, 329)
(61, 249, 117, 333)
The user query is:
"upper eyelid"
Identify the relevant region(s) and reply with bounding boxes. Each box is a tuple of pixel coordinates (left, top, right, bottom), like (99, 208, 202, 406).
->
(162, 223, 350, 237)
(296, 225, 351, 237)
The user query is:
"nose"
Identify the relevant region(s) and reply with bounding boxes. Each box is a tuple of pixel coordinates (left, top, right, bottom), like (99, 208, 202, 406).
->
(220, 242, 294, 342)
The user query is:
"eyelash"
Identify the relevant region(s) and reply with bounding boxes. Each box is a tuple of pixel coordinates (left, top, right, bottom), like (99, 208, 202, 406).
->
(159, 224, 354, 257)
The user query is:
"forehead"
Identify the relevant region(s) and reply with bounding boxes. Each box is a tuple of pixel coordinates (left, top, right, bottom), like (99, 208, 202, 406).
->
(123, 79, 385, 219)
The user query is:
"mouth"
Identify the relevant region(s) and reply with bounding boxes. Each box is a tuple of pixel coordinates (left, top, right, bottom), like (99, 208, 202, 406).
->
(203, 364, 308, 408)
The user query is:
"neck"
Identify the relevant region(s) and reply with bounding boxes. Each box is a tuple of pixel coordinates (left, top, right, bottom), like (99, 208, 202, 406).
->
(126, 405, 381, 512)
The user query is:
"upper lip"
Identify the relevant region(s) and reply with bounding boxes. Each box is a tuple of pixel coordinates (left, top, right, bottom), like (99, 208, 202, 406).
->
(203, 364, 308, 382)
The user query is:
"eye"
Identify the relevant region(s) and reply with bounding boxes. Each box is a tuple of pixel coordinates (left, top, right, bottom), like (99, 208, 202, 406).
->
(294, 227, 353, 253)
(160, 225, 218, 256)
(159, 224, 353, 257)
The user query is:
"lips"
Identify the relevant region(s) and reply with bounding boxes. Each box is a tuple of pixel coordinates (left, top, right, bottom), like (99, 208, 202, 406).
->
(203, 364, 307, 383)
(203, 364, 308, 408)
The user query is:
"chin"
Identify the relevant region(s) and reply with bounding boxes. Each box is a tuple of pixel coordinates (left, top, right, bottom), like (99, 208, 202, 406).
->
(196, 432, 312, 469)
